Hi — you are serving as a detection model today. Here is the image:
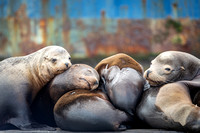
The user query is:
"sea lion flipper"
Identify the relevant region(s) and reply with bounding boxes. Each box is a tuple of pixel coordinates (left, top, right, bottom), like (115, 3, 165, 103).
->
(19, 123, 56, 131)
(118, 124, 127, 131)
(0, 124, 18, 130)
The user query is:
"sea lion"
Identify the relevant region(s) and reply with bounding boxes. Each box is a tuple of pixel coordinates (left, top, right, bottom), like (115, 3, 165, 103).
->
(137, 51, 200, 132)
(31, 64, 99, 127)
(95, 53, 147, 116)
(54, 89, 132, 131)
(95, 53, 144, 75)
(155, 77, 200, 132)
(0, 46, 71, 130)
(144, 51, 200, 86)
(136, 86, 183, 130)
(101, 66, 146, 115)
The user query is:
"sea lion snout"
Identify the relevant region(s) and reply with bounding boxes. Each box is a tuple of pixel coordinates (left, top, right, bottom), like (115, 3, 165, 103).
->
(91, 80, 99, 90)
(93, 80, 99, 86)
(145, 70, 152, 78)
(65, 62, 71, 68)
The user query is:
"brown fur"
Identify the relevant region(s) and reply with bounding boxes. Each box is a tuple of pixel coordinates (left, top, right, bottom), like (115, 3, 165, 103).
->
(53, 89, 131, 131)
(155, 83, 194, 126)
(155, 75, 200, 131)
(54, 89, 107, 115)
(95, 53, 143, 75)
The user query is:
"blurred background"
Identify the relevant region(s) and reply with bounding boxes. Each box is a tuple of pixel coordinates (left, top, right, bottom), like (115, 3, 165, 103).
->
(0, 0, 200, 68)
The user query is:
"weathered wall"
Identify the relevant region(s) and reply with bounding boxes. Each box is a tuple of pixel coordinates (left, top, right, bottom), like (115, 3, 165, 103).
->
(0, 0, 200, 57)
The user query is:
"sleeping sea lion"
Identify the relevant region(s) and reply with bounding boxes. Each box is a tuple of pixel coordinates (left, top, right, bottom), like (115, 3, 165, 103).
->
(0, 46, 71, 130)
(101, 66, 146, 115)
(95, 53, 147, 116)
(54, 89, 132, 131)
(31, 64, 99, 127)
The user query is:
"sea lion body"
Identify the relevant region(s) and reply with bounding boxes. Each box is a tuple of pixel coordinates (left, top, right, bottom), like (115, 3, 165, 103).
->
(31, 64, 99, 126)
(136, 86, 183, 130)
(101, 66, 145, 115)
(138, 51, 200, 132)
(155, 77, 200, 131)
(95, 53, 146, 116)
(0, 46, 71, 130)
(54, 89, 131, 131)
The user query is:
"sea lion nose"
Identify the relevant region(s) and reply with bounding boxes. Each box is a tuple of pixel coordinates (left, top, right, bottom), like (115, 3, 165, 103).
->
(146, 70, 152, 78)
(65, 63, 69, 67)
(93, 80, 99, 85)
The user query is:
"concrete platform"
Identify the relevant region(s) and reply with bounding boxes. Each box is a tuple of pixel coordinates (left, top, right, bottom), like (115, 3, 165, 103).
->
(0, 129, 184, 133)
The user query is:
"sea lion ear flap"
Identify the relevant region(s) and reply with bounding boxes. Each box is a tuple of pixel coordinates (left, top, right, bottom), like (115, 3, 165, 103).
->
(180, 66, 185, 71)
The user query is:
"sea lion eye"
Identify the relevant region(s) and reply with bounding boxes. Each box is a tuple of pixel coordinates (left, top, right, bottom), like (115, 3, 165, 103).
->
(165, 68, 171, 71)
(69, 57, 71, 60)
(51, 58, 57, 63)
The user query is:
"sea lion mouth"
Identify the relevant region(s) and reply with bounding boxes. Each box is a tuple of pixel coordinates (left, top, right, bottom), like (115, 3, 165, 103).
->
(56, 66, 71, 74)
(56, 69, 66, 74)
(147, 79, 164, 87)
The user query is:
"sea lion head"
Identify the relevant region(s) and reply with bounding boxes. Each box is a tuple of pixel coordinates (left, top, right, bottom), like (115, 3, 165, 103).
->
(48, 64, 100, 103)
(65, 64, 100, 90)
(144, 51, 200, 86)
(39, 46, 72, 80)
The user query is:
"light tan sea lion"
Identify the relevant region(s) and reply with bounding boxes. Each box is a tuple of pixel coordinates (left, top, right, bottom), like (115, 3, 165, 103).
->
(137, 51, 200, 132)
(155, 75, 200, 132)
(0, 46, 71, 130)
(144, 51, 200, 86)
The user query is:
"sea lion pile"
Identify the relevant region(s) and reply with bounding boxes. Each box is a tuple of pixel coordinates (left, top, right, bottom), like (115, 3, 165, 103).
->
(1, 46, 200, 132)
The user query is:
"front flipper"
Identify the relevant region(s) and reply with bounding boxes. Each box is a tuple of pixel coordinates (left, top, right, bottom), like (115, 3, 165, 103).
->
(19, 122, 56, 131)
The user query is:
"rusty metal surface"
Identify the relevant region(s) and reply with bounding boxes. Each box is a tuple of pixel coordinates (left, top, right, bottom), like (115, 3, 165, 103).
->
(0, 0, 200, 57)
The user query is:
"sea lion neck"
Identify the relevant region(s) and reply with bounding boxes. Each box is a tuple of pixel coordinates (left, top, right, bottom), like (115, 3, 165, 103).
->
(28, 51, 52, 90)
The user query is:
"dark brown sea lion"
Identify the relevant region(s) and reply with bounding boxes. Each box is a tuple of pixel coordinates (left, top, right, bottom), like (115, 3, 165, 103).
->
(0, 46, 71, 130)
(95, 53, 147, 116)
(137, 51, 200, 132)
(31, 64, 99, 127)
(54, 89, 132, 131)
(101, 66, 146, 115)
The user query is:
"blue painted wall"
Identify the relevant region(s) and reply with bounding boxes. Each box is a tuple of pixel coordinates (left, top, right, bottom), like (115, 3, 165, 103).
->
(0, 0, 200, 19)
(0, 0, 200, 57)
